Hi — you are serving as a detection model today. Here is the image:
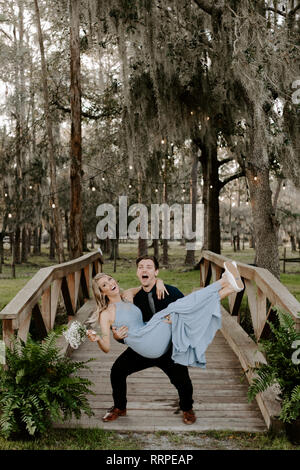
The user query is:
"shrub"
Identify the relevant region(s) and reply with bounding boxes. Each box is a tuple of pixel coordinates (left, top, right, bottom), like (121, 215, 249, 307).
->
(0, 331, 94, 438)
(248, 308, 300, 423)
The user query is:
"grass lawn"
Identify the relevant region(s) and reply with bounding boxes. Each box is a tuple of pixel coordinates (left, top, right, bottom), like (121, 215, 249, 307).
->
(0, 428, 299, 451)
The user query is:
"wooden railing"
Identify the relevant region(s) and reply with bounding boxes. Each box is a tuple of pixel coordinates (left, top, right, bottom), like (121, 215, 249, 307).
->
(199, 250, 300, 430)
(0, 251, 103, 347)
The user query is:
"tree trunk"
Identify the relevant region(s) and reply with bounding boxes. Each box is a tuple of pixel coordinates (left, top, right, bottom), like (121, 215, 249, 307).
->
(199, 137, 221, 253)
(49, 225, 56, 260)
(33, 226, 39, 255)
(246, 165, 280, 278)
(33, 0, 65, 263)
(290, 234, 297, 252)
(69, 0, 83, 259)
(185, 150, 199, 265)
(21, 225, 27, 262)
(162, 164, 168, 266)
(0, 235, 3, 274)
(153, 238, 159, 260)
(11, 234, 16, 279)
(15, 226, 21, 264)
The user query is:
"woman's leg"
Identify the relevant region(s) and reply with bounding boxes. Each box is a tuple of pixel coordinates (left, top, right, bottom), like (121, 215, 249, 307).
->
(217, 263, 244, 300)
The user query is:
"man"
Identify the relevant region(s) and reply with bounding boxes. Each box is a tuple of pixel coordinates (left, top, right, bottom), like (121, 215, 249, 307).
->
(102, 255, 196, 425)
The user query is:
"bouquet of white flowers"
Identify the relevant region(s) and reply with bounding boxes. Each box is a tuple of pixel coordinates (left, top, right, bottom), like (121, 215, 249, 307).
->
(63, 321, 88, 349)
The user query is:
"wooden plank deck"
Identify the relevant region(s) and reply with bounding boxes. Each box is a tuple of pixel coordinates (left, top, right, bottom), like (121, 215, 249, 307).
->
(54, 301, 267, 433)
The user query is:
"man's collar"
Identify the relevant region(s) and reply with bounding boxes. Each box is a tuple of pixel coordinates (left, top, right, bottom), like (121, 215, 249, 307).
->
(141, 282, 156, 294)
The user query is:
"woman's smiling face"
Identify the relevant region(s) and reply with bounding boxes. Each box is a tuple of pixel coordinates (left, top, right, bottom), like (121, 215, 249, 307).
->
(97, 275, 120, 296)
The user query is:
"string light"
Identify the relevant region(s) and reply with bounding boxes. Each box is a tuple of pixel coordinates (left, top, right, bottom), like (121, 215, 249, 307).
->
(129, 184, 132, 189)
(29, 185, 33, 190)
(91, 186, 96, 191)
(8, 213, 12, 218)
(51, 203, 56, 208)
(155, 188, 158, 192)
(254, 176, 257, 181)
(161, 139, 165, 144)
(4, 193, 8, 197)
(210, 185, 213, 189)
(129, 165, 133, 170)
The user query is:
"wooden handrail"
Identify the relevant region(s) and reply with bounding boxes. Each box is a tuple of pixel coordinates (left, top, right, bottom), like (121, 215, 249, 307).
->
(0, 251, 103, 346)
(199, 250, 300, 430)
(199, 250, 300, 338)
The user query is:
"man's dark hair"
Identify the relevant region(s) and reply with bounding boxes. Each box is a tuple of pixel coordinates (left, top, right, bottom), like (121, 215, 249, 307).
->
(136, 255, 159, 270)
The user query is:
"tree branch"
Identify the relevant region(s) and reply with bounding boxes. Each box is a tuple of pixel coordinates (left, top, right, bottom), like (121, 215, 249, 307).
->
(192, 0, 214, 15)
(264, 7, 286, 18)
(289, 3, 300, 16)
(218, 157, 234, 168)
(219, 171, 245, 189)
(52, 99, 120, 120)
(0, 28, 13, 41)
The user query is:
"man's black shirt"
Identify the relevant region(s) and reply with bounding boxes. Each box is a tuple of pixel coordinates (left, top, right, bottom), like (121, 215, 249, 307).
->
(134, 283, 184, 322)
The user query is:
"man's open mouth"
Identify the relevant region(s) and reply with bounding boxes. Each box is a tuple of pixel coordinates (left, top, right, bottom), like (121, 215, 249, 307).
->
(142, 275, 149, 280)
(111, 286, 117, 291)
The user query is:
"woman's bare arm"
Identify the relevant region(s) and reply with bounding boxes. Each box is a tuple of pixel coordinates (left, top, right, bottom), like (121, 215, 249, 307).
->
(121, 286, 141, 302)
(86, 307, 113, 353)
(122, 279, 169, 303)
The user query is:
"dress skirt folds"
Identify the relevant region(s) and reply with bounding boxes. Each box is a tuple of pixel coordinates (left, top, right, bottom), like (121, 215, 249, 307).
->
(116, 282, 222, 369)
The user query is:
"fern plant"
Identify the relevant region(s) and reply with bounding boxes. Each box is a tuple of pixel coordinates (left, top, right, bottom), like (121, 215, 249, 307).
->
(0, 330, 95, 439)
(248, 307, 300, 423)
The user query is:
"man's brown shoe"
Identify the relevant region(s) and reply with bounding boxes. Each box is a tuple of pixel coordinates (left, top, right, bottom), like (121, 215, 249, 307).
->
(102, 407, 127, 422)
(182, 409, 196, 425)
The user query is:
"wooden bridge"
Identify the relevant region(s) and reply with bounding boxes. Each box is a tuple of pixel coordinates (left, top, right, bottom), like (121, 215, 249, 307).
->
(1, 251, 300, 433)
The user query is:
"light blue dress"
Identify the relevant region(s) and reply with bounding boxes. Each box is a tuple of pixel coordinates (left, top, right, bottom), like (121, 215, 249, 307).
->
(112, 282, 222, 368)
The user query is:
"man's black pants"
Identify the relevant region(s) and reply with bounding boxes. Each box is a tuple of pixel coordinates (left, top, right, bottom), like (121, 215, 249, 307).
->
(110, 346, 194, 411)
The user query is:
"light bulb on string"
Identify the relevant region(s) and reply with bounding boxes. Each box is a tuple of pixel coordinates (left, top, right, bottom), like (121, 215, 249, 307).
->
(8, 213, 12, 218)
(51, 203, 56, 209)
(155, 188, 158, 193)
(254, 176, 257, 182)
(91, 186, 96, 192)
(4, 193, 8, 197)
(161, 139, 165, 144)
(129, 165, 133, 170)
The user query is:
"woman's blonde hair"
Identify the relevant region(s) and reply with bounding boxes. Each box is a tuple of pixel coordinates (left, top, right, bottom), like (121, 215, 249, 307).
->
(86, 272, 123, 328)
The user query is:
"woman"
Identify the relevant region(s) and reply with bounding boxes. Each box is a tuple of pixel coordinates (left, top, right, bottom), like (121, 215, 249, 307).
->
(87, 261, 244, 368)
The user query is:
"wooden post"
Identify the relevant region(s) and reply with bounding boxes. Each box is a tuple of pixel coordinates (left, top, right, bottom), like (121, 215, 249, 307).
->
(2, 319, 14, 348)
(41, 286, 51, 332)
